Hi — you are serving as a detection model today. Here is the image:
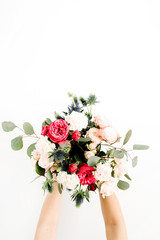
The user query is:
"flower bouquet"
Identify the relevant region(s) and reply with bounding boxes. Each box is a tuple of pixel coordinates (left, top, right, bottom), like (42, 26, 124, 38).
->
(2, 93, 149, 207)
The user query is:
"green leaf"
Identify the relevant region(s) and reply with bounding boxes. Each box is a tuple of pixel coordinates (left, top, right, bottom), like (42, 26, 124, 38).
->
(114, 150, 124, 159)
(123, 129, 132, 145)
(2, 121, 16, 132)
(133, 144, 149, 150)
(29, 175, 41, 183)
(117, 180, 130, 190)
(124, 174, 132, 181)
(58, 183, 62, 194)
(46, 170, 53, 180)
(132, 156, 138, 167)
(23, 122, 34, 135)
(35, 161, 45, 175)
(11, 136, 23, 150)
(87, 156, 100, 167)
(27, 143, 36, 158)
(78, 137, 91, 143)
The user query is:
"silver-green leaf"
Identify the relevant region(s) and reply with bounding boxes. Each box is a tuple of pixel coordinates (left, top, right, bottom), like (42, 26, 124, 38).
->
(27, 143, 36, 158)
(123, 129, 132, 145)
(117, 180, 130, 190)
(133, 144, 149, 150)
(11, 136, 23, 150)
(114, 150, 124, 159)
(2, 121, 16, 132)
(124, 174, 132, 181)
(23, 122, 34, 135)
(132, 156, 138, 167)
(87, 156, 100, 166)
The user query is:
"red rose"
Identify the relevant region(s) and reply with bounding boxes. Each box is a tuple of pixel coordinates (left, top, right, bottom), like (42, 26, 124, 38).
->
(72, 130, 81, 141)
(41, 125, 49, 136)
(47, 119, 69, 145)
(68, 163, 78, 173)
(76, 163, 96, 185)
(88, 183, 97, 191)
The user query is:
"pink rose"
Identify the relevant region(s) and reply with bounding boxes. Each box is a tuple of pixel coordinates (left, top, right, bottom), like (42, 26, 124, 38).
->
(47, 119, 69, 145)
(68, 163, 78, 173)
(41, 125, 49, 136)
(100, 126, 120, 144)
(72, 130, 81, 141)
(94, 114, 112, 129)
(88, 142, 98, 150)
(85, 151, 95, 160)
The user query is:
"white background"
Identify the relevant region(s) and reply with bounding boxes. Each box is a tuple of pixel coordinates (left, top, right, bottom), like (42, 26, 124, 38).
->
(0, 0, 160, 239)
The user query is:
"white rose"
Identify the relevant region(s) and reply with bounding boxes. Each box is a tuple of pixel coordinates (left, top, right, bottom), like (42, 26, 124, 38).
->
(65, 111, 88, 131)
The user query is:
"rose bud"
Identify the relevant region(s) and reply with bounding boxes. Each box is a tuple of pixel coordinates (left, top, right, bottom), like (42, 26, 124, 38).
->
(41, 125, 49, 136)
(72, 130, 81, 141)
(68, 163, 78, 173)
(88, 183, 97, 191)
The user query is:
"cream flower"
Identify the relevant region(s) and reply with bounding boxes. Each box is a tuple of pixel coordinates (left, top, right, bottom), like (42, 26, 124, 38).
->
(100, 126, 120, 144)
(94, 162, 112, 182)
(114, 158, 128, 178)
(65, 111, 88, 131)
(38, 152, 53, 170)
(57, 171, 80, 190)
(100, 179, 115, 198)
(35, 136, 55, 154)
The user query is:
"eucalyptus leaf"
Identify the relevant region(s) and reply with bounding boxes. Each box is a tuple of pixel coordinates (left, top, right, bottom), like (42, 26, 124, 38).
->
(27, 143, 36, 158)
(78, 137, 91, 143)
(117, 180, 130, 190)
(87, 156, 100, 167)
(11, 136, 23, 150)
(133, 144, 149, 150)
(2, 121, 16, 132)
(123, 129, 132, 145)
(46, 170, 53, 180)
(124, 174, 132, 181)
(114, 150, 124, 159)
(132, 156, 138, 167)
(35, 161, 45, 175)
(45, 118, 52, 125)
(58, 183, 62, 194)
(23, 122, 34, 135)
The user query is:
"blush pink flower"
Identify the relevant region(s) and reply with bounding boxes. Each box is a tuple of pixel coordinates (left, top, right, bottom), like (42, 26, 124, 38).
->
(85, 151, 95, 160)
(38, 152, 53, 170)
(94, 114, 112, 129)
(100, 179, 115, 198)
(114, 158, 128, 178)
(94, 162, 112, 182)
(31, 149, 40, 161)
(86, 127, 102, 144)
(100, 126, 120, 144)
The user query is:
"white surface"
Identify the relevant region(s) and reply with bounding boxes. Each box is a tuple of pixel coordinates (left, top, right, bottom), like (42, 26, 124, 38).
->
(0, 0, 160, 239)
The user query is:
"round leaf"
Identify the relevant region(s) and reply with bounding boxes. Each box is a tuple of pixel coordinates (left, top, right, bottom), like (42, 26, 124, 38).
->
(35, 161, 45, 175)
(87, 156, 100, 167)
(132, 156, 138, 167)
(11, 136, 23, 150)
(2, 121, 16, 132)
(133, 144, 149, 150)
(117, 180, 130, 190)
(123, 129, 132, 145)
(114, 150, 124, 159)
(23, 122, 34, 135)
(27, 143, 36, 158)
